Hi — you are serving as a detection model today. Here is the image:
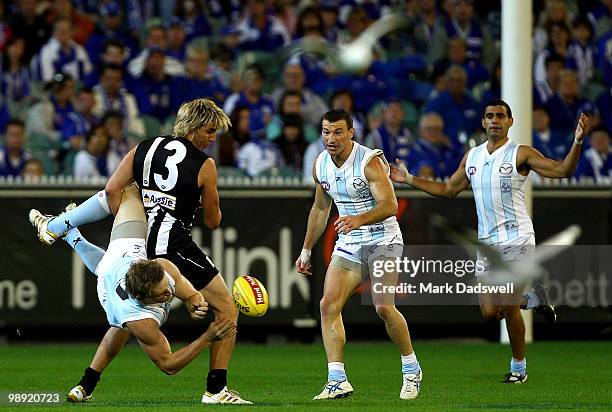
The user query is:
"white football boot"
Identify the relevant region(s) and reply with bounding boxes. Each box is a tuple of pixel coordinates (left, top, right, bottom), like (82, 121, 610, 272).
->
(66, 385, 91, 403)
(313, 380, 354, 400)
(29, 203, 76, 245)
(201, 387, 252, 404)
(400, 369, 422, 400)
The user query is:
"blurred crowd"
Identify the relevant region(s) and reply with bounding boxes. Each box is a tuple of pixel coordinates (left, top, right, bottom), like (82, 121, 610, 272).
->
(0, 0, 610, 183)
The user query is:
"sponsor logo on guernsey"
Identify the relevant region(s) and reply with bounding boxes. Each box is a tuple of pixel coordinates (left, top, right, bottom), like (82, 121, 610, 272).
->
(468, 166, 477, 175)
(321, 181, 330, 191)
(499, 162, 513, 174)
(244, 275, 265, 305)
(142, 189, 177, 210)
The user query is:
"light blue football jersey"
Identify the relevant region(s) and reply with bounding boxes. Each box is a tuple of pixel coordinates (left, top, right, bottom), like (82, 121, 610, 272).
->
(97, 256, 176, 329)
(315, 142, 403, 246)
(465, 140, 535, 245)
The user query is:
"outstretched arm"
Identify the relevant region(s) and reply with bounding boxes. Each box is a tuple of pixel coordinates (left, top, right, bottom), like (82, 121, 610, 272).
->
(390, 152, 470, 199)
(126, 318, 236, 375)
(156, 258, 208, 320)
(518, 113, 589, 178)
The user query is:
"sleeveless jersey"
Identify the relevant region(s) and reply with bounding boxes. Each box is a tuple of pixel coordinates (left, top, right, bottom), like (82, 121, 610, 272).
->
(99, 255, 176, 329)
(315, 142, 403, 245)
(133, 135, 209, 255)
(465, 140, 535, 245)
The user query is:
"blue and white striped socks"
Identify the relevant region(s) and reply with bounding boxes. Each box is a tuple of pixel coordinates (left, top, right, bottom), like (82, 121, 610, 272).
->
(328, 362, 347, 382)
(510, 357, 526, 376)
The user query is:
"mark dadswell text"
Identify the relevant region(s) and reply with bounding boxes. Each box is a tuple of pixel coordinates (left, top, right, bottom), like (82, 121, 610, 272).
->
(373, 282, 515, 294)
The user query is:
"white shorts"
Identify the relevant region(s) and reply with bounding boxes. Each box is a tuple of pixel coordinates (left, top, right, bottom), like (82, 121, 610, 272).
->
(332, 237, 404, 265)
(476, 235, 535, 277)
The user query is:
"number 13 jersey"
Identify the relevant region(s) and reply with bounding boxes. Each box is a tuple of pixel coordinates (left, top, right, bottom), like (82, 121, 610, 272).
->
(133, 135, 209, 255)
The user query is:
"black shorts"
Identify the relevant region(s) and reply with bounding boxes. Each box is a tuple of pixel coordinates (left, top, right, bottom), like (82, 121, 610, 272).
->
(156, 242, 219, 290)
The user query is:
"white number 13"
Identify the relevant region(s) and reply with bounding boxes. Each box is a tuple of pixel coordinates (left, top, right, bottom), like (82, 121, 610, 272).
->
(143, 139, 187, 191)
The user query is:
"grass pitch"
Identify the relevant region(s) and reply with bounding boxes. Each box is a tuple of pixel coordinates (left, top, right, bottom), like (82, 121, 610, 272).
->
(0, 341, 610, 411)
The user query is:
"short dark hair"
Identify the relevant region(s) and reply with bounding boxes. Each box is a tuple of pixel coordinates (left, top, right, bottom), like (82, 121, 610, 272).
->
(102, 38, 125, 53)
(545, 53, 565, 68)
(85, 124, 105, 143)
(101, 110, 124, 124)
(322, 109, 353, 130)
(589, 125, 610, 138)
(101, 63, 123, 75)
(482, 99, 512, 119)
(6, 118, 25, 129)
(125, 260, 165, 302)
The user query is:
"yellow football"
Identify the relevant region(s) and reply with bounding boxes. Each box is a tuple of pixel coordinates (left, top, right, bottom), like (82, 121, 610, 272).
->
(232, 275, 269, 317)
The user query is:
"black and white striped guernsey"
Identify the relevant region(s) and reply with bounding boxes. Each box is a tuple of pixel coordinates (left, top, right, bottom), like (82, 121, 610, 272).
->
(133, 135, 209, 256)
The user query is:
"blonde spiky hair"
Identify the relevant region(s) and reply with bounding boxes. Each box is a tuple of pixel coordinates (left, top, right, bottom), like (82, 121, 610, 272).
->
(173, 98, 231, 139)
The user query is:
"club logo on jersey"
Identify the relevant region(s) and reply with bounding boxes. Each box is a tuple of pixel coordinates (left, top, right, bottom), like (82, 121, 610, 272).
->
(500, 180, 512, 193)
(352, 178, 372, 200)
(468, 166, 477, 175)
(142, 189, 177, 210)
(321, 181, 330, 191)
(352, 178, 367, 190)
(499, 162, 513, 174)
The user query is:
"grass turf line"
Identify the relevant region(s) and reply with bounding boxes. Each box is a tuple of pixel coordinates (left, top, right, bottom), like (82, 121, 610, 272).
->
(0, 342, 610, 411)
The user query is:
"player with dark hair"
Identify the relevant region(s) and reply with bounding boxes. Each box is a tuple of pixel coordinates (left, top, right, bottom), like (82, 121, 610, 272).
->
(390, 99, 589, 383)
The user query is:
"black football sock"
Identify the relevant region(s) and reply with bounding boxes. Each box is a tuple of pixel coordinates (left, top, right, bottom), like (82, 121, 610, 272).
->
(206, 369, 228, 394)
(78, 367, 101, 395)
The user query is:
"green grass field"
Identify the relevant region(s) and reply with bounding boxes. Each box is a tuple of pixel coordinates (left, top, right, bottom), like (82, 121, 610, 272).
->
(1, 341, 611, 411)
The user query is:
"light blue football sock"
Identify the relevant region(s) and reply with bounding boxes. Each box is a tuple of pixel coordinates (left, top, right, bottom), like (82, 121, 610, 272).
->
(328, 362, 347, 382)
(523, 290, 540, 309)
(401, 352, 421, 375)
(510, 357, 526, 376)
(48, 191, 111, 236)
(64, 228, 105, 275)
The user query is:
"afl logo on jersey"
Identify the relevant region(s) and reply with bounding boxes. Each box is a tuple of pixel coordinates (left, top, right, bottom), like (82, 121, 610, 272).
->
(321, 181, 330, 191)
(468, 166, 477, 175)
(499, 162, 513, 174)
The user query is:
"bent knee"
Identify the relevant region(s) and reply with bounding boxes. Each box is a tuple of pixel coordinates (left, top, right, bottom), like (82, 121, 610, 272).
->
(374, 304, 396, 321)
(319, 297, 342, 318)
(481, 306, 502, 321)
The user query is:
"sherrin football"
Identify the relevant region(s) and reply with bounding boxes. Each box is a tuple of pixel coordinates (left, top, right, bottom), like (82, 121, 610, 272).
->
(232, 275, 269, 317)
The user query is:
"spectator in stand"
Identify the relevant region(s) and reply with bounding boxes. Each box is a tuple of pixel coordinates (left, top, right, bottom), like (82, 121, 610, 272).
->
(275, 113, 307, 174)
(575, 126, 612, 181)
(271, 63, 328, 127)
(287, 6, 334, 96)
(267, 90, 318, 142)
(61, 87, 97, 150)
(221, 0, 291, 52)
(320, 1, 340, 43)
(365, 98, 413, 163)
(328, 88, 365, 141)
(84, 39, 134, 89)
(8, 0, 52, 61)
(172, 46, 229, 110)
(568, 16, 597, 87)
(423, 65, 481, 147)
(165, 17, 188, 61)
(92, 64, 144, 139)
(127, 24, 184, 77)
(546, 69, 597, 136)
(596, 30, 612, 87)
(21, 158, 44, 178)
(85, 1, 138, 67)
(73, 124, 120, 179)
(1, 37, 33, 107)
(479, 59, 500, 104)
(534, 22, 579, 87)
(430, 0, 495, 67)
(587, 0, 612, 40)
(406, 112, 460, 179)
(27, 72, 76, 144)
(209, 43, 235, 91)
(173, 0, 212, 42)
(237, 134, 284, 176)
(534, 53, 564, 105)
(34, 18, 92, 83)
(45, 0, 94, 45)
(408, 0, 446, 56)
(533, 0, 573, 54)
(433, 37, 489, 88)
(0, 119, 31, 177)
(224, 65, 275, 138)
(596, 85, 612, 131)
(337, 7, 385, 61)
(532, 105, 570, 160)
(131, 48, 176, 123)
(101, 110, 134, 159)
(216, 106, 252, 167)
